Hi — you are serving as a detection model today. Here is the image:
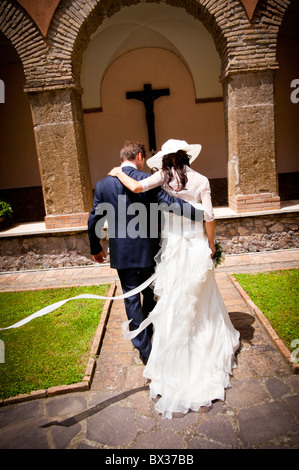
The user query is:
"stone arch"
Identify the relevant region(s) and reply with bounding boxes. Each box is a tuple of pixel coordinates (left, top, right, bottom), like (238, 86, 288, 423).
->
(44, 0, 225, 91)
(40, 0, 291, 90)
(0, 1, 291, 90)
(0, 0, 48, 88)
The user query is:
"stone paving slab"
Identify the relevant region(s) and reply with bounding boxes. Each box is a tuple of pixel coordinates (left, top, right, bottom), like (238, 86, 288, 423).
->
(0, 250, 298, 450)
(0, 263, 119, 292)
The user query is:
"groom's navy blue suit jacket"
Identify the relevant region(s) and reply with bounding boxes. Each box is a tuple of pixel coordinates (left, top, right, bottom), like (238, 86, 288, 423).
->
(88, 165, 202, 270)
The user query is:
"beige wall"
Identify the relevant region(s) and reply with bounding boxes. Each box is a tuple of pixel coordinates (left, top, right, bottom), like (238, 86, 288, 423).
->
(84, 48, 227, 187)
(0, 62, 40, 189)
(275, 36, 299, 174)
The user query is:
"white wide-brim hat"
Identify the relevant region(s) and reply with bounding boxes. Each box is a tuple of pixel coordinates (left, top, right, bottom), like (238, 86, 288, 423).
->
(146, 139, 202, 169)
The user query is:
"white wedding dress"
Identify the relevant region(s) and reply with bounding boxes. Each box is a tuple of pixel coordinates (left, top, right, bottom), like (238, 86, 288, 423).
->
(126, 167, 240, 419)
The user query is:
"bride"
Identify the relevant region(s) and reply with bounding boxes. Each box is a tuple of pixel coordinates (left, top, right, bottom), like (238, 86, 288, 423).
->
(109, 139, 240, 419)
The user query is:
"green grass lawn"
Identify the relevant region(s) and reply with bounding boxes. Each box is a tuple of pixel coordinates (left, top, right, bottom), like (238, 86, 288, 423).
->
(0, 284, 110, 400)
(234, 269, 299, 352)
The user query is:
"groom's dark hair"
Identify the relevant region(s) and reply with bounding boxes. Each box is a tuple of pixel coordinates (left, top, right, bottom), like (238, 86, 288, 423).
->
(120, 141, 146, 162)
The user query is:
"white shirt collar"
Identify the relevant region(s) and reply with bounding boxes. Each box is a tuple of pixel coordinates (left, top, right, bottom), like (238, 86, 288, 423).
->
(121, 161, 137, 169)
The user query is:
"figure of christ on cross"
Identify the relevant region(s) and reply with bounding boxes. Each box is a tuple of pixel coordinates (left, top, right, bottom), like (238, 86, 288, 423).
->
(126, 84, 170, 153)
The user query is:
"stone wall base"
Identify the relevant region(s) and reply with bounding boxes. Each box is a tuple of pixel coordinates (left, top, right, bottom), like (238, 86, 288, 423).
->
(215, 212, 298, 254)
(44, 213, 89, 229)
(0, 212, 298, 272)
(229, 193, 281, 213)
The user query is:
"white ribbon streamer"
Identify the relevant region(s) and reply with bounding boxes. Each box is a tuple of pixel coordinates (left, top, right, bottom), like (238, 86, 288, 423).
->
(1, 208, 204, 332)
(121, 313, 158, 341)
(0, 270, 158, 331)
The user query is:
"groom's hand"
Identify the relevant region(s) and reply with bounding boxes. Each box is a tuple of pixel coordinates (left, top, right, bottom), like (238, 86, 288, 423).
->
(92, 250, 106, 264)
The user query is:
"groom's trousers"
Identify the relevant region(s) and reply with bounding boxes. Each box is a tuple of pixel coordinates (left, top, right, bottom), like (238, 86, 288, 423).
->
(117, 265, 155, 358)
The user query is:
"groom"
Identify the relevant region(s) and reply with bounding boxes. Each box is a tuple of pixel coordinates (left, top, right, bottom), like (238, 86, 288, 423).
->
(88, 140, 202, 364)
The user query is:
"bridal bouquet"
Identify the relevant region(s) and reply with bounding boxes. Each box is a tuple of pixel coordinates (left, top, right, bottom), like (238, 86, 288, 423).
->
(213, 241, 225, 267)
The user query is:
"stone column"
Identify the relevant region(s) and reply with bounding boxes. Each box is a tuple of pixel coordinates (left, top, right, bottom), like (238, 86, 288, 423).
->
(223, 71, 280, 213)
(28, 87, 93, 229)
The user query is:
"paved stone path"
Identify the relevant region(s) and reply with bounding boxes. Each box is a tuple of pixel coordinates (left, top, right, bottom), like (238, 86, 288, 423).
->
(0, 250, 298, 450)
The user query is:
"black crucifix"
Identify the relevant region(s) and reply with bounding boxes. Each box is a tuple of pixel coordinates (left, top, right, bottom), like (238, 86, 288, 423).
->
(126, 84, 170, 152)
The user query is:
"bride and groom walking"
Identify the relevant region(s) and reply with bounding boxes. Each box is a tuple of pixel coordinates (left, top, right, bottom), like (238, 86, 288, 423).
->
(88, 139, 240, 419)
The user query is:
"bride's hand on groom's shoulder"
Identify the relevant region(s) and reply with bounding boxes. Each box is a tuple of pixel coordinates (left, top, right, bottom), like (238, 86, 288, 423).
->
(108, 166, 122, 177)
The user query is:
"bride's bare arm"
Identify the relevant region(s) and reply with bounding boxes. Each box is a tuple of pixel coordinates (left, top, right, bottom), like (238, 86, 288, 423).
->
(108, 167, 143, 193)
(109, 167, 163, 193)
(205, 220, 216, 257)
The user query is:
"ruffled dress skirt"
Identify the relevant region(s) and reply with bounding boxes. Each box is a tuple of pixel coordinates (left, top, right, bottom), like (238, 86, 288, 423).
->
(142, 217, 240, 419)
